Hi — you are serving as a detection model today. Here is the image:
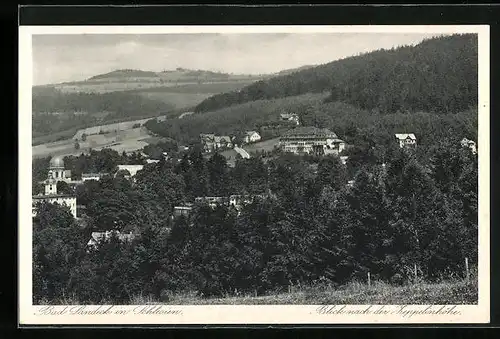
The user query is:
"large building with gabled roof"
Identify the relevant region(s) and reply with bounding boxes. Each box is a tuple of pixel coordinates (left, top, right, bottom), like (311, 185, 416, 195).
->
(279, 126, 346, 156)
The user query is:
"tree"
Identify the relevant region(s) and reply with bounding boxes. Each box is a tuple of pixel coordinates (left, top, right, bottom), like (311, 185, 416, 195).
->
(33, 202, 86, 303)
(56, 181, 72, 195)
(207, 153, 231, 196)
(74, 140, 80, 150)
(317, 155, 348, 190)
(82, 133, 87, 142)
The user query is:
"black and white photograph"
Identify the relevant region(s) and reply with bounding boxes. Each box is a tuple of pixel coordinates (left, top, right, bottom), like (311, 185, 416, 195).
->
(19, 25, 490, 325)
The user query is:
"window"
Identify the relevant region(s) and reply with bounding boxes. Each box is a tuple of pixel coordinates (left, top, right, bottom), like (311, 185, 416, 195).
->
(55, 171, 59, 178)
(49, 185, 53, 190)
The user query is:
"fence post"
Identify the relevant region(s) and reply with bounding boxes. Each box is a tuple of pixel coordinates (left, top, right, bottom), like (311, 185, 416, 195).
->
(367, 272, 371, 287)
(465, 257, 470, 281)
(414, 264, 418, 283)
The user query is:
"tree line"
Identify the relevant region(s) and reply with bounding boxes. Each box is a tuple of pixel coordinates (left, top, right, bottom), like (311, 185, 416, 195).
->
(33, 137, 478, 303)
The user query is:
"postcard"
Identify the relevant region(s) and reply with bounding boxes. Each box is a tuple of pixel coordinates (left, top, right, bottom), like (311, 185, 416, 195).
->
(19, 24, 490, 325)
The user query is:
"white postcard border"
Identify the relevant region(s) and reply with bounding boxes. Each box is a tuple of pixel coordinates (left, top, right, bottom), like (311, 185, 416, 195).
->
(19, 24, 490, 325)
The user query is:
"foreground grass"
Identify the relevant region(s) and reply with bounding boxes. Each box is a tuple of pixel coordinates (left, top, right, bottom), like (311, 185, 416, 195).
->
(131, 279, 477, 305)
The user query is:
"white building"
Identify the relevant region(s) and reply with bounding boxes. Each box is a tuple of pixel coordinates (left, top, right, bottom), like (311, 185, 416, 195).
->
(243, 131, 261, 144)
(87, 230, 135, 249)
(280, 127, 346, 156)
(32, 156, 77, 218)
(460, 138, 477, 154)
(116, 164, 144, 177)
(395, 133, 417, 148)
(82, 173, 106, 182)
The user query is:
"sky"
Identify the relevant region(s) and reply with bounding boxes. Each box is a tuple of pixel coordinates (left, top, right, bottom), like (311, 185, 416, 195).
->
(32, 33, 443, 85)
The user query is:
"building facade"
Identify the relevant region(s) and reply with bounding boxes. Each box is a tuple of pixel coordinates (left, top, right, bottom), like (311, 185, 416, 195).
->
(32, 156, 78, 218)
(243, 131, 261, 144)
(200, 133, 234, 152)
(395, 133, 417, 148)
(82, 173, 106, 182)
(279, 127, 346, 156)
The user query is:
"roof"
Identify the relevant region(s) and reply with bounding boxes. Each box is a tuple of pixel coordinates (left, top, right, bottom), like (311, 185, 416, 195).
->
(395, 133, 416, 140)
(49, 156, 65, 168)
(89, 231, 135, 244)
(281, 127, 338, 139)
(82, 173, 104, 177)
(280, 113, 298, 118)
(214, 136, 231, 143)
(246, 131, 259, 136)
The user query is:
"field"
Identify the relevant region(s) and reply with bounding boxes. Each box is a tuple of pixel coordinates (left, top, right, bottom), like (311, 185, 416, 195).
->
(137, 92, 214, 108)
(32, 127, 152, 159)
(47, 279, 477, 305)
(132, 279, 478, 305)
(52, 78, 260, 94)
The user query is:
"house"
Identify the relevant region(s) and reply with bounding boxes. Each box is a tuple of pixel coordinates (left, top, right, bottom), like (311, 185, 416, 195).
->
(32, 156, 78, 218)
(194, 196, 226, 208)
(195, 194, 268, 210)
(279, 126, 346, 156)
(173, 205, 193, 218)
(87, 230, 136, 249)
(460, 138, 477, 154)
(115, 164, 144, 178)
(82, 173, 106, 182)
(395, 133, 417, 148)
(214, 135, 233, 150)
(280, 113, 300, 125)
(243, 131, 261, 144)
(200, 133, 233, 152)
(146, 159, 160, 164)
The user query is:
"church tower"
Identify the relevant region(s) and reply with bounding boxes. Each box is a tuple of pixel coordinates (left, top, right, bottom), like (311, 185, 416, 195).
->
(44, 156, 65, 195)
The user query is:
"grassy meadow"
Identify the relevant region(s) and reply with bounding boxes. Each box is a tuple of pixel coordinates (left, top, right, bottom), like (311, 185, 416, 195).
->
(43, 278, 477, 306)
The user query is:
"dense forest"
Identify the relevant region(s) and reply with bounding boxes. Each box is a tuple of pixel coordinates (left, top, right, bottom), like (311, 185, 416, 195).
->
(33, 138, 478, 303)
(194, 34, 477, 115)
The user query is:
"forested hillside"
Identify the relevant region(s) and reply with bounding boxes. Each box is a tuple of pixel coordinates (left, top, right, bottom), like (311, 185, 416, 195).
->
(145, 94, 477, 148)
(32, 87, 175, 137)
(33, 87, 175, 116)
(194, 34, 477, 114)
(33, 139, 478, 303)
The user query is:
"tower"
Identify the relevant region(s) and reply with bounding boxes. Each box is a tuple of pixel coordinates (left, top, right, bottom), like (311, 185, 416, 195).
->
(44, 156, 65, 195)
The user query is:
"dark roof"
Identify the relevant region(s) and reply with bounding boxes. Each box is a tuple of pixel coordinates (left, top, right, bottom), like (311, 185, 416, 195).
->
(281, 127, 338, 138)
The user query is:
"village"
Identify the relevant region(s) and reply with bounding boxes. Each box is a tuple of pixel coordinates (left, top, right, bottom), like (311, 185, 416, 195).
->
(32, 108, 478, 250)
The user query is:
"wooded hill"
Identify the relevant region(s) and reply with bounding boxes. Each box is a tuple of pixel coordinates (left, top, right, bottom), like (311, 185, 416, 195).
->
(194, 34, 478, 115)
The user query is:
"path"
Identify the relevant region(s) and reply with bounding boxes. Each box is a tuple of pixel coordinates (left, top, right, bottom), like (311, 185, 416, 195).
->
(234, 146, 251, 159)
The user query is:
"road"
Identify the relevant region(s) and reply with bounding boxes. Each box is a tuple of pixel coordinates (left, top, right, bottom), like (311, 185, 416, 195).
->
(234, 146, 251, 159)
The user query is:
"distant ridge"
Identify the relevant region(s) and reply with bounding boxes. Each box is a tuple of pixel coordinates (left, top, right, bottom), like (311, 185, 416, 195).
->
(88, 69, 159, 80)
